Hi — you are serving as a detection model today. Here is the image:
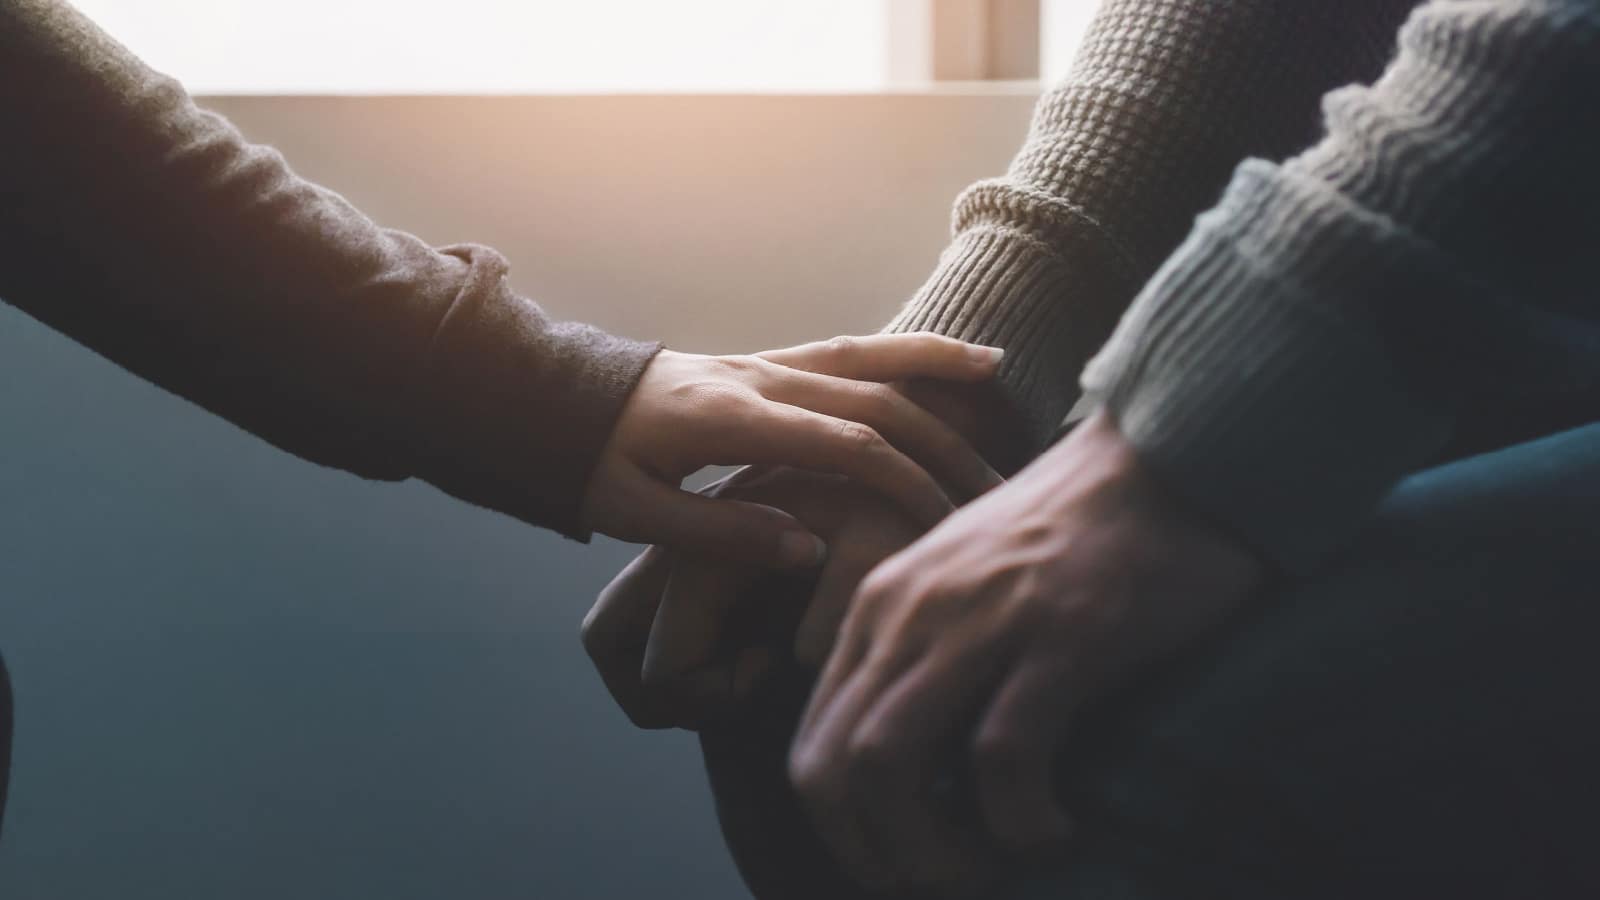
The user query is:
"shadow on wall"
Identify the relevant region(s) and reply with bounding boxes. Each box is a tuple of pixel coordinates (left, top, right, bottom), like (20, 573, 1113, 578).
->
(0, 91, 1033, 899)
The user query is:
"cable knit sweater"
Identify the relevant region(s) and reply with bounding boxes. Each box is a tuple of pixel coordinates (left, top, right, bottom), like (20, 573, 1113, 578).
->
(893, 0, 1600, 571)
(0, 0, 661, 539)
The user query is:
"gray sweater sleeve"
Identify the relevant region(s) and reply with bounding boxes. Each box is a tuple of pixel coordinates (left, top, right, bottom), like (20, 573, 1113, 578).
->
(0, 0, 660, 538)
(1081, 0, 1600, 572)
(887, 0, 1417, 448)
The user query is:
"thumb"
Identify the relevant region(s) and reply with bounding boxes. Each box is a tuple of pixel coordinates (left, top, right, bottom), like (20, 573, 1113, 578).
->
(644, 558, 759, 683)
(620, 476, 828, 571)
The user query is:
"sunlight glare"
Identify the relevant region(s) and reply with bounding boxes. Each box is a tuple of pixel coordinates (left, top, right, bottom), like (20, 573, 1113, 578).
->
(69, 0, 890, 93)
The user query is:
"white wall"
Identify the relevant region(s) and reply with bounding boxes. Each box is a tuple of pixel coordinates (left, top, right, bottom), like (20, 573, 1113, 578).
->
(200, 91, 1040, 354)
(71, 1, 893, 92)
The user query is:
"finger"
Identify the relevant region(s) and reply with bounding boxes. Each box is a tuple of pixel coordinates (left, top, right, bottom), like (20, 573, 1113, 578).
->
(796, 552, 920, 735)
(719, 405, 956, 527)
(796, 603, 873, 738)
(794, 540, 898, 669)
(644, 557, 760, 682)
(760, 370, 1002, 501)
(604, 467, 829, 570)
(847, 643, 1015, 892)
(789, 658, 904, 891)
(789, 584, 906, 887)
(651, 663, 747, 731)
(649, 627, 783, 732)
(583, 547, 673, 655)
(581, 547, 681, 729)
(972, 654, 1079, 854)
(756, 333, 1003, 384)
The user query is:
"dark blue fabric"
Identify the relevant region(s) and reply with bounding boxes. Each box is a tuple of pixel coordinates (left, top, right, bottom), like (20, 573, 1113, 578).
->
(697, 422, 1600, 900)
(1020, 422, 1600, 899)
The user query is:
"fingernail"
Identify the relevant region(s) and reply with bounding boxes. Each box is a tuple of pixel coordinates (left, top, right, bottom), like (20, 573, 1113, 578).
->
(970, 345, 1005, 367)
(778, 532, 827, 569)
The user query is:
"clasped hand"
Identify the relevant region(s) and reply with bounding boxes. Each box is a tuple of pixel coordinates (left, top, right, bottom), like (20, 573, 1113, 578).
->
(581, 333, 1004, 567)
(588, 396, 1264, 898)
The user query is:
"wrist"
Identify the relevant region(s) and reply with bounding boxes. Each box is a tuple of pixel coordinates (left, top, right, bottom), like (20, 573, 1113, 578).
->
(1050, 407, 1272, 577)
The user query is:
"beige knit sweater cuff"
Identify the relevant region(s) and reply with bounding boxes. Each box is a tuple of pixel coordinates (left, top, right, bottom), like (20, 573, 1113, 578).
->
(885, 203, 1136, 452)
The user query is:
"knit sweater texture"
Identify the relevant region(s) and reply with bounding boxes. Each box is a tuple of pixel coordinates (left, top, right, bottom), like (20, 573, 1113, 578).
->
(894, 0, 1600, 571)
(0, 0, 661, 539)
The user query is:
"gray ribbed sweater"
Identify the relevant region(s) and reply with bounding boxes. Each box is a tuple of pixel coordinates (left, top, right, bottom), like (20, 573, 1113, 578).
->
(895, 0, 1600, 571)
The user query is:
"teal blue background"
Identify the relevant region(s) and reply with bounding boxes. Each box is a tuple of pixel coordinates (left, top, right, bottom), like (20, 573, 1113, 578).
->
(0, 302, 746, 898)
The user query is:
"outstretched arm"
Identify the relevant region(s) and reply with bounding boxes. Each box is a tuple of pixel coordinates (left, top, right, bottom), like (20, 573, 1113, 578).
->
(0, 1, 1009, 566)
(0, 0, 655, 535)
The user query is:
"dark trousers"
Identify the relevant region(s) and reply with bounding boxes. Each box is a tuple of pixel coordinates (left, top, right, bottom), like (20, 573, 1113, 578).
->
(1018, 421, 1600, 898)
(703, 423, 1600, 899)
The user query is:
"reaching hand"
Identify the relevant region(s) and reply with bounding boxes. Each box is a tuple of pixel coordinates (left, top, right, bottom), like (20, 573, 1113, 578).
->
(582, 375, 1028, 732)
(581, 334, 1004, 570)
(581, 466, 924, 731)
(788, 408, 1265, 897)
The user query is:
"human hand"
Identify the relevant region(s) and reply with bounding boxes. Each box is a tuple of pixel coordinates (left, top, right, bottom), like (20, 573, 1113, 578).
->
(581, 466, 923, 730)
(788, 408, 1266, 897)
(583, 373, 1030, 731)
(582, 334, 1004, 570)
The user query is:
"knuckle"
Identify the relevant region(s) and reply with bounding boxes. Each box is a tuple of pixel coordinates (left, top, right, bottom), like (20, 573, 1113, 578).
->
(824, 334, 858, 357)
(844, 724, 898, 772)
(855, 382, 898, 416)
(579, 628, 603, 661)
(851, 579, 892, 616)
(706, 355, 774, 392)
(835, 420, 884, 453)
(714, 353, 763, 376)
(578, 607, 616, 657)
(624, 706, 675, 731)
(788, 746, 835, 799)
(857, 564, 912, 606)
(905, 331, 948, 356)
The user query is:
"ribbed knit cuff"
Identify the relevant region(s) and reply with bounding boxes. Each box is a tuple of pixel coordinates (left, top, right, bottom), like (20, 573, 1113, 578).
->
(1080, 161, 1458, 574)
(887, 220, 1135, 453)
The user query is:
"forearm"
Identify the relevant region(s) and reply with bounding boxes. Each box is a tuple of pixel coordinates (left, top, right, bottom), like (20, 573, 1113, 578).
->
(888, 0, 1417, 451)
(1081, 0, 1600, 572)
(0, 0, 657, 535)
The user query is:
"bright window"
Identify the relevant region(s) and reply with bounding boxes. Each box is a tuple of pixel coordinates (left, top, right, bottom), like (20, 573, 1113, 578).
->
(1041, 0, 1099, 83)
(70, 0, 891, 93)
(71, 0, 1098, 94)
